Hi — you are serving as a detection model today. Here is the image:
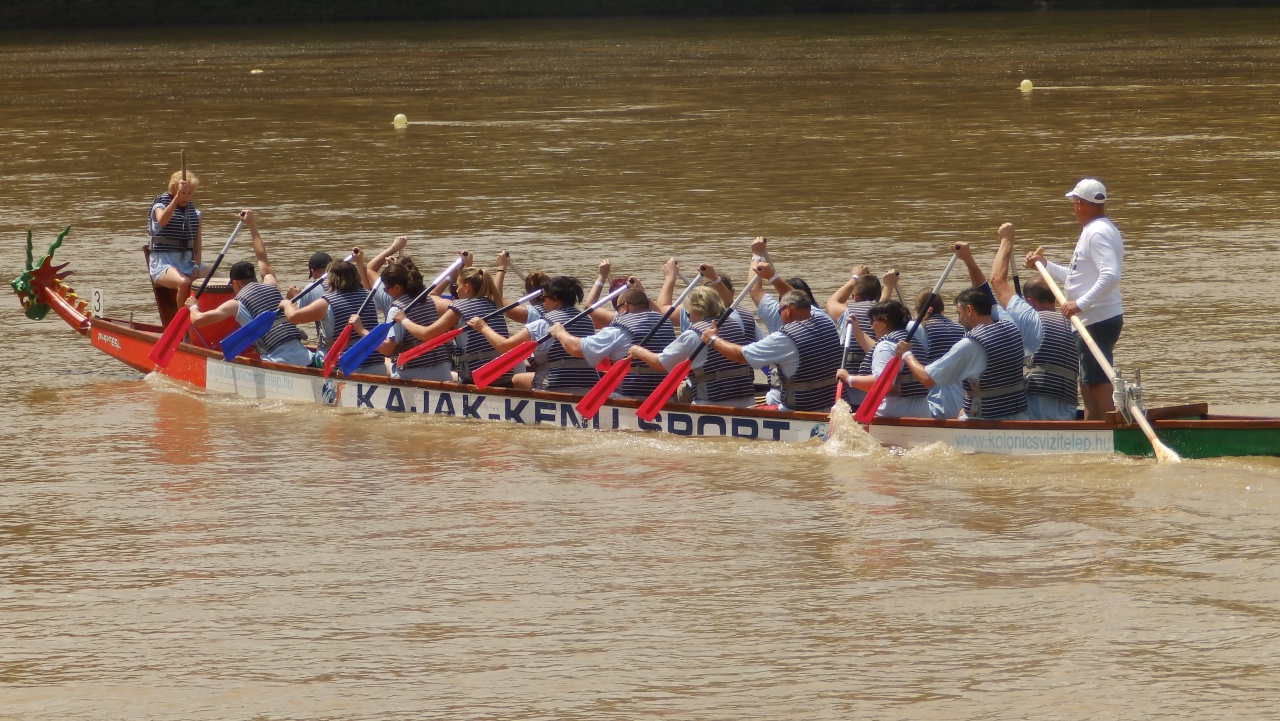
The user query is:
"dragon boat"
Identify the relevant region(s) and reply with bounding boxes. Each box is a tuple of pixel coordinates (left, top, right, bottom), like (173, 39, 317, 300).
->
(14, 229, 1280, 459)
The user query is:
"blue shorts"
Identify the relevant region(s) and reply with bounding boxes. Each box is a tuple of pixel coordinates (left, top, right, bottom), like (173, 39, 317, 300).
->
(148, 249, 204, 281)
(1078, 314, 1123, 385)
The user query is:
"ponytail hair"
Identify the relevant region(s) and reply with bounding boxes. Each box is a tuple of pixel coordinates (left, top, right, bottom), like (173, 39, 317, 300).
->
(457, 267, 501, 304)
(381, 261, 424, 297)
(525, 270, 548, 296)
(545, 275, 585, 308)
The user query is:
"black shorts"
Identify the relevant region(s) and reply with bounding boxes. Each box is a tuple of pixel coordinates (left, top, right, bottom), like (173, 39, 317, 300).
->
(1078, 314, 1123, 385)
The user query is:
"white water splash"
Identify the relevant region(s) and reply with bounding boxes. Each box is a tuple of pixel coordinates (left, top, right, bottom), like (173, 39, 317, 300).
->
(824, 399, 888, 458)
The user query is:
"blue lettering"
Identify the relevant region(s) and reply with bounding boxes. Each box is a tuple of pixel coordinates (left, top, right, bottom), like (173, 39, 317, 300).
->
(560, 404, 581, 428)
(385, 387, 405, 413)
(435, 393, 456, 416)
(611, 407, 620, 430)
(534, 401, 556, 425)
(761, 419, 789, 441)
(731, 418, 758, 439)
(461, 394, 484, 419)
(505, 399, 528, 424)
(667, 413, 693, 436)
(356, 384, 377, 409)
(696, 415, 727, 437)
(637, 413, 662, 432)
(421, 391, 430, 413)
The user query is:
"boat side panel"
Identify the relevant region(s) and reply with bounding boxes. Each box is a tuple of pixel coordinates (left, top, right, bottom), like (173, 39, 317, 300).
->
(869, 423, 1116, 456)
(1114, 426, 1280, 459)
(204, 358, 323, 402)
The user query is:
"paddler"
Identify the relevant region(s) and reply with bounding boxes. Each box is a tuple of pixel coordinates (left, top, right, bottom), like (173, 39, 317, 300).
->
(147, 168, 205, 307)
(183, 210, 314, 366)
(895, 233, 1043, 421)
(1021, 275, 1082, 421)
(835, 299, 931, 418)
(547, 285, 675, 399)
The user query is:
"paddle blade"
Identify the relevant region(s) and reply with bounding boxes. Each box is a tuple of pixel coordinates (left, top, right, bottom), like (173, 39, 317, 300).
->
(637, 359, 690, 422)
(394, 327, 463, 366)
(220, 310, 277, 361)
(339, 321, 394, 377)
(854, 356, 902, 424)
(322, 323, 354, 379)
(471, 340, 536, 388)
(576, 358, 632, 418)
(148, 306, 191, 368)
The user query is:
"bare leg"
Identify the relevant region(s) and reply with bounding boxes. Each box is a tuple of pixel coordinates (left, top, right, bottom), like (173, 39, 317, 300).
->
(154, 266, 196, 306)
(1081, 383, 1115, 420)
(512, 372, 535, 390)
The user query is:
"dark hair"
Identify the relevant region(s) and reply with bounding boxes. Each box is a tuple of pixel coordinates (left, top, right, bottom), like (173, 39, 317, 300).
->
(618, 288, 649, 309)
(916, 288, 945, 316)
(229, 261, 256, 282)
(545, 275, 585, 308)
(954, 287, 994, 316)
(786, 277, 817, 308)
(1023, 277, 1056, 306)
(720, 274, 734, 293)
(853, 275, 882, 302)
(381, 261, 424, 297)
(868, 300, 911, 331)
(326, 260, 362, 293)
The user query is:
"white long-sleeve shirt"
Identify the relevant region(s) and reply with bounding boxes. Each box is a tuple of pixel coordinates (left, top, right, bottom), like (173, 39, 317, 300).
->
(1045, 216, 1124, 326)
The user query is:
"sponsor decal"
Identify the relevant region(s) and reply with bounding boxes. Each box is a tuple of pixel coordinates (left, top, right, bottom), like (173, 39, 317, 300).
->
(950, 429, 1112, 454)
(95, 331, 121, 350)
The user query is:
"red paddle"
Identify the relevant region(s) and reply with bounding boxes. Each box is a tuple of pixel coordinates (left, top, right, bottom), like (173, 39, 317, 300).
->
(148, 219, 244, 368)
(395, 288, 541, 366)
(575, 276, 704, 418)
(853, 254, 958, 424)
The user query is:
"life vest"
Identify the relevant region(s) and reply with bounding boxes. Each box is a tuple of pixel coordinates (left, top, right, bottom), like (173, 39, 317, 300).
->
(449, 297, 508, 382)
(322, 288, 384, 367)
(393, 295, 450, 371)
(608, 310, 675, 398)
(878, 328, 928, 397)
(961, 320, 1028, 419)
(922, 313, 965, 363)
(841, 300, 878, 375)
(777, 311, 843, 412)
(537, 307, 600, 390)
(236, 282, 303, 355)
(1025, 310, 1079, 406)
(689, 311, 755, 403)
(147, 193, 200, 253)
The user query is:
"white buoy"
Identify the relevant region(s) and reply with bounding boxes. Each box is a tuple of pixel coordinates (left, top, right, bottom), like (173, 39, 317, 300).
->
(393, 114, 408, 129)
(1020, 79, 1033, 93)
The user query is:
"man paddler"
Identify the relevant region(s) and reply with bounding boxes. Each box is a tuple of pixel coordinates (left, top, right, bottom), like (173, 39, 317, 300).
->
(895, 231, 1043, 421)
(699, 245, 842, 412)
(546, 286, 675, 399)
(184, 210, 314, 366)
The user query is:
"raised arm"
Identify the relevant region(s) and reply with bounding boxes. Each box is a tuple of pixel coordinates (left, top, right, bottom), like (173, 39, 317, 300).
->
(989, 223, 1017, 308)
(367, 235, 408, 277)
(698, 263, 733, 306)
(954, 242, 985, 288)
(826, 264, 870, 320)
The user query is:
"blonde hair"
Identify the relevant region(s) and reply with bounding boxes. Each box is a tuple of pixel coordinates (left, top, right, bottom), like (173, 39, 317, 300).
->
(683, 286, 724, 322)
(166, 170, 200, 194)
(457, 267, 501, 304)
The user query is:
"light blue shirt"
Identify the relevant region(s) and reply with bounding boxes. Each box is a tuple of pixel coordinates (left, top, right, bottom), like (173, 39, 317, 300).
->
(869, 339, 931, 418)
(658, 329, 706, 370)
(580, 326, 631, 367)
(923, 295, 1043, 389)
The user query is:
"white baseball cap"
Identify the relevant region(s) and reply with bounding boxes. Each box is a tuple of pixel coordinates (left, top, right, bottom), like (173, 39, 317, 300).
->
(1066, 178, 1107, 204)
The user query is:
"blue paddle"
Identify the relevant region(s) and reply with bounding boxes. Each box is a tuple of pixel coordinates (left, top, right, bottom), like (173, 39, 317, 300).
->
(337, 257, 464, 377)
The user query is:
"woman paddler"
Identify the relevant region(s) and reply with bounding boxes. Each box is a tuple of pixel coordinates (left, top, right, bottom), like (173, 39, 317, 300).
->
(835, 300, 930, 418)
(628, 284, 757, 408)
(280, 252, 389, 376)
(466, 275, 600, 394)
(148, 169, 204, 306)
(366, 261, 453, 382)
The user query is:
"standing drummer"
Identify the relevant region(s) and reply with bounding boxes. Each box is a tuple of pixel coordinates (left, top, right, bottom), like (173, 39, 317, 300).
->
(147, 169, 204, 307)
(1023, 178, 1124, 420)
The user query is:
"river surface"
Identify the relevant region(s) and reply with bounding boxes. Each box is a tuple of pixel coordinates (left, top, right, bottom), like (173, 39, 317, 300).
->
(3, 10, 1280, 719)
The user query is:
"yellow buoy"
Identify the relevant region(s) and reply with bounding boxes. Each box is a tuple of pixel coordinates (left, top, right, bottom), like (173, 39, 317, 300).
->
(1020, 79, 1033, 93)
(393, 114, 408, 128)
(250, 68, 264, 75)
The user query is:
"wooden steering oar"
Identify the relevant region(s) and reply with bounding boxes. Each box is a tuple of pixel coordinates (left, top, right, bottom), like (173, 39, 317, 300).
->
(148, 218, 244, 368)
(1032, 258, 1180, 463)
(636, 274, 760, 423)
(337, 257, 465, 377)
(393, 288, 543, 366)
(575, 275, 705, 419)
(854, 254, 959, 424)
(470, 282, 630, 389)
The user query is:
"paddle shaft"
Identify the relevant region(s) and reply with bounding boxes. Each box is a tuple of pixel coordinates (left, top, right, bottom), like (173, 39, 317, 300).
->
(192, 220, 243, 300)
(637, 275, 702, 347)
(1032, 261, 1179, 462)
(534, 283, 629, 348)
(396, 257, 466, 318)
